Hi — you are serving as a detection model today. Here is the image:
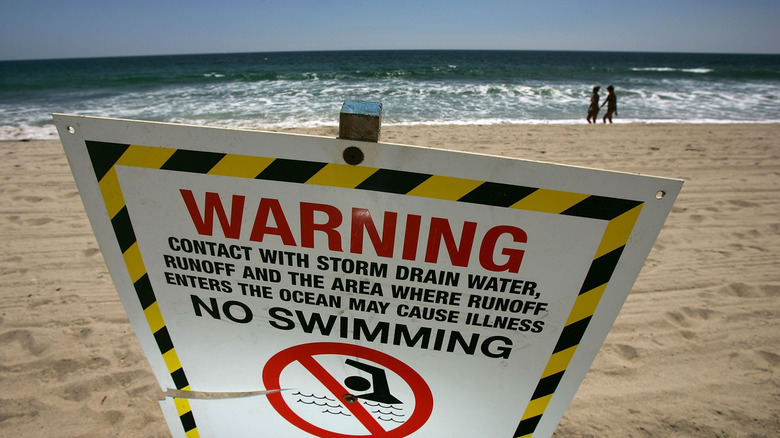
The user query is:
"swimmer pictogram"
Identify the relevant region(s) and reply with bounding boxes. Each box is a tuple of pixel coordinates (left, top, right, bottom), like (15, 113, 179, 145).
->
(262, 343, 433, 438)
(344, 359, 402, 405)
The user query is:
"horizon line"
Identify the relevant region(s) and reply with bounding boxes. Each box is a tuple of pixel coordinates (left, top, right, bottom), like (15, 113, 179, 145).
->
(3, 48, 780, 63)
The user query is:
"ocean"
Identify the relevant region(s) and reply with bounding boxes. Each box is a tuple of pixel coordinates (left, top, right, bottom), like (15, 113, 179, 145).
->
(1, 50, 779, 140)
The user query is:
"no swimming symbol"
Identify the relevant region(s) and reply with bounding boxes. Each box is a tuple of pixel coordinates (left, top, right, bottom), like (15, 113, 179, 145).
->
(262, 343, 433, 438)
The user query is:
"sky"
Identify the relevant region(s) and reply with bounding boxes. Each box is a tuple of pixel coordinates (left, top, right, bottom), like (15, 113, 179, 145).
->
(1, 0, 778, 61)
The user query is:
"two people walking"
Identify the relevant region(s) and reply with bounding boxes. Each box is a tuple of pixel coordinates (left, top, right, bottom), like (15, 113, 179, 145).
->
(587, 85, 617, 123)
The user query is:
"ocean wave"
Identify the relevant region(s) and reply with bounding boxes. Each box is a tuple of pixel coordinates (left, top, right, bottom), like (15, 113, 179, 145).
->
(631, 67, 713, 74)
(3, 50, 778, 140)
(3, 78, 776, 141)
(0, 123, 61, 141)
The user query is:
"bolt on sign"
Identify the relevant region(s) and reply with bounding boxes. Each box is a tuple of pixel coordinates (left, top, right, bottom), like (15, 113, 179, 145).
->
(54, 114, 682, 438)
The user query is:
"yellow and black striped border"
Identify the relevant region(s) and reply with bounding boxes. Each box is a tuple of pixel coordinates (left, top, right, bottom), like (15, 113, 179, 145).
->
(85, 140, 644, 438)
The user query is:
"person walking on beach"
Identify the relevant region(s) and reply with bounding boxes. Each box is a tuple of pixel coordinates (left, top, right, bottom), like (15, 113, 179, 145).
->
(601, 85, 617, 123)
(587, 86, 601, 123)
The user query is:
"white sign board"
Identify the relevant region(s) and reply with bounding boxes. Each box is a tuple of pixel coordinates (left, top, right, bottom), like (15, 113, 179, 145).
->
(55, 114, 681, 438)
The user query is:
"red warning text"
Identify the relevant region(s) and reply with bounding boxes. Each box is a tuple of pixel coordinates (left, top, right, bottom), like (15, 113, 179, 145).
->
(180, 189, 528, 273)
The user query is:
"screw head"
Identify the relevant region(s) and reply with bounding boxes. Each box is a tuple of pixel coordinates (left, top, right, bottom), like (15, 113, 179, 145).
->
(343, 146, 364, 165)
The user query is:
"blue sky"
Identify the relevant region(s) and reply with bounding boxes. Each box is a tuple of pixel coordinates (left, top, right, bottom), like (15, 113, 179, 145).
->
(1, 0, 778, 60)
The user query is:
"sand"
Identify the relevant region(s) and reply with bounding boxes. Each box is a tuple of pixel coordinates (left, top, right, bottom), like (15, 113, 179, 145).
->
(1, 123, 778, 437)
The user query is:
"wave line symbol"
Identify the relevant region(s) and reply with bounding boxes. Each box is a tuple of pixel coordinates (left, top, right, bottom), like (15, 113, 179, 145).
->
(293, 391, 336, 402)
(296, 399, 342, 408)
(322, 409, 352, 416)
(362, 401, 403, 410)
(371, 409, 405, 417)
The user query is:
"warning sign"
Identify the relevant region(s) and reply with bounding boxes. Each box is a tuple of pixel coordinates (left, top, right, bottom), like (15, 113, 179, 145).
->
(54, 114, 682, 438)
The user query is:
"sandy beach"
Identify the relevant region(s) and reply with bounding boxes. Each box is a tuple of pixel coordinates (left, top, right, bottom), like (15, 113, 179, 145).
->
(1, 123, 778, 437)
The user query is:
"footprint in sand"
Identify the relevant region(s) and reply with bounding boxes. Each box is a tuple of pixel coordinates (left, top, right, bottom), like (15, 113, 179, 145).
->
(57, 369, 151, 402)
(679, 330, 696, 340)
(27, 217, 54, 226)
(727, 350, 778, 385)
(665, 311, 692, 328)
(593, 343, 642, 376)
(666, 306, 715, 330)
(44, 356, 112, 382)
(612, 344, 640, 360)
(0, 329, 49, 358)
(12, 195, 47, 203)
(681, 306, 714, 320)
(717, 282, 778, 298)
(83, 247, 101, 257)
(727, 199, 761, 208)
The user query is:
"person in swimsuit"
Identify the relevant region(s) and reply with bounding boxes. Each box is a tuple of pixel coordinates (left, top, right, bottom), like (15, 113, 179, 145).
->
(587, 86, 600, 123)
(601, 85, 617, 123)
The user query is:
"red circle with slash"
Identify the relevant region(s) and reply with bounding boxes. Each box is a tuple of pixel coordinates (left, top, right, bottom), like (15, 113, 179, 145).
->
(262, 342, 433, 438)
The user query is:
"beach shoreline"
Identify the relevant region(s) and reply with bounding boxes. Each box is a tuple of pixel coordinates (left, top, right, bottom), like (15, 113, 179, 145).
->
(1, 123, 778, 436)
(4, 51, 780, 139)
